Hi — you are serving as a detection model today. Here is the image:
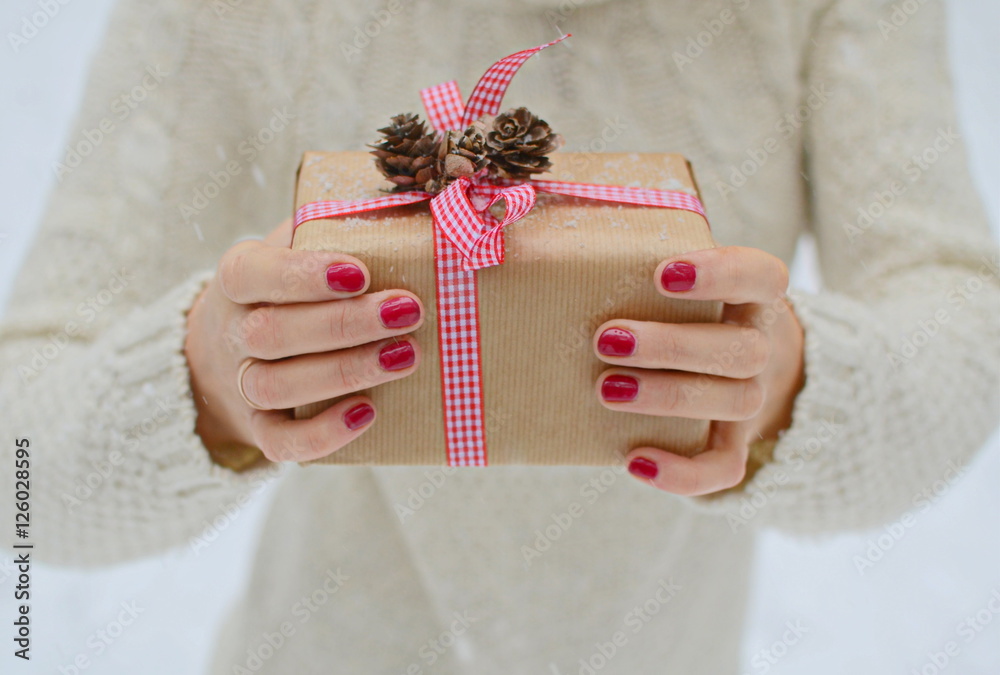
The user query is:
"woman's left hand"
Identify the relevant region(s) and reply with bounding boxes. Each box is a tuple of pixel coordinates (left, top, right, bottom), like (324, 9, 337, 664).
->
(593, 246, 805, 496)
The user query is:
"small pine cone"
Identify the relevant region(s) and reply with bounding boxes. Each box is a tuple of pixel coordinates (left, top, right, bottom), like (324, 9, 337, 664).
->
(483, 107, 563, 179)
(424, 123, 490, 194)
(370, 113, 442, 191)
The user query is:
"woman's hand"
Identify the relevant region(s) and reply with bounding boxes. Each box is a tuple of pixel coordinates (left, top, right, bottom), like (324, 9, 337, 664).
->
(184, 219, 424, 464)
(593, 246, 805, 496)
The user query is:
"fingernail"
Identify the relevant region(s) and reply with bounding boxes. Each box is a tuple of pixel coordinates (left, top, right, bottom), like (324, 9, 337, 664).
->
(378, 296, 421, 328)
(597, 328, 636, 357)
(378, 341, 415, 371)
(661, 261, 696, 292)
(628, 457, 659, 480)
(326, 263, 365, 292)
(343, 402, 375, 430)
(601, 374, 638, 402)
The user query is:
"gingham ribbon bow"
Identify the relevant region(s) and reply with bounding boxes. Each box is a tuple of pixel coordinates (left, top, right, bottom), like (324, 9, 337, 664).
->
(293, 35, 708, 466)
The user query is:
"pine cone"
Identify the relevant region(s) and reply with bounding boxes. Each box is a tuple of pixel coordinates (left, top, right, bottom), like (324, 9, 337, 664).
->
(370, 113, 441, 191)
(424, 122, 489, 194)
(483, 107, 563, 179)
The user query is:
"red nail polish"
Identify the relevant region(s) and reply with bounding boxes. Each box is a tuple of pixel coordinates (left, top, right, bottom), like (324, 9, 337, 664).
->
(378, 341, 415, 371)
(661, 261, 696, 292)
(628, 457, 659, 479)
(378, 297, 421, 328)
(343, 402, 375, 430)
(601, 374, 638, 402)
(597, 328, 636, 357)
(326, 263, 365, 292)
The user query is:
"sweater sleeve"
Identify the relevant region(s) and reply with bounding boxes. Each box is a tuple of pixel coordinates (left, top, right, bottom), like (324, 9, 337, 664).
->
(0, 0, 285, 567)
(0, 270, 281, 566)
(691, 0, 1000, 533)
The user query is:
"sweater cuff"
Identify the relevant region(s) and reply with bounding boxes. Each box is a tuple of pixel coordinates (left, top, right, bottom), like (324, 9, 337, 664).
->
(103, 270, 278, 498)
(690, 286, 866, 531)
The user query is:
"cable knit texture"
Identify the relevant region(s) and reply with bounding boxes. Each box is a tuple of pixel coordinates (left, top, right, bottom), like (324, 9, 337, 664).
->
(1, 0, 997, 673)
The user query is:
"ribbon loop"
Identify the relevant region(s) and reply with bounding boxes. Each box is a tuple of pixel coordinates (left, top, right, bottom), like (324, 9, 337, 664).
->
(428, 177, 481, 260)
(428, 178, 536, 272)
(465, 182, 536, 271)
(464, 183, 535, 271)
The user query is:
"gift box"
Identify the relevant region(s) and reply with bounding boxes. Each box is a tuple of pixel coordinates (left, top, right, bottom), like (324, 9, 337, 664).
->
(289, 36, 722, 466)
(291, 149, 721, 465)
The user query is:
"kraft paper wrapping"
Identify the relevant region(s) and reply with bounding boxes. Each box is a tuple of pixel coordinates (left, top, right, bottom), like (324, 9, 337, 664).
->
(292, 151, 722, 465)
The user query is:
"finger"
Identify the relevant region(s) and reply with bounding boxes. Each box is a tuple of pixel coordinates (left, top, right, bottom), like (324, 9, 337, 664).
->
(240, 337, 420, 410)
(249, 395, 377, 463)
(593, 319, 769, 379)
(624, 420, 752, 496)
(721, 296, 796, 339)
(218, 238, 371, 305)
(654, 246, 789, 305)
(595, 368, 765, 421)
(238, 289, 424, 360)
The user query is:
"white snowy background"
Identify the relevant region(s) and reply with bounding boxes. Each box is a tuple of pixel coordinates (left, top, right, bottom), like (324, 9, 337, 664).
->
(0, 1, 997, 673)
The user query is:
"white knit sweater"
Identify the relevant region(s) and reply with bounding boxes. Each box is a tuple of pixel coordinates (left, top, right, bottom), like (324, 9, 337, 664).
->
(1, 0, 997, 672)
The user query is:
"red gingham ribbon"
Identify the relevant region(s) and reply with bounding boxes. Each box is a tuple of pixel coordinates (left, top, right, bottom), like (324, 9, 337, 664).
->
(293, 35, 709, 466)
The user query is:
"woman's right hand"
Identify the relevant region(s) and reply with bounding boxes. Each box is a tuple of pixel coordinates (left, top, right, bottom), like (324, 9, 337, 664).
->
(183, 219, 424, 464)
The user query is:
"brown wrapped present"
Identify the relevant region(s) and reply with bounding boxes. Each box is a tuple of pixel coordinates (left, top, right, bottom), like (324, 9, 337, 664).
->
(291, 150, 721, 465)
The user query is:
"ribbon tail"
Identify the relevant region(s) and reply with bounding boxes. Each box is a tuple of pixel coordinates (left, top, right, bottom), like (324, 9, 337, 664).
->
(459, 35, 570, 127)
(430, 214, 490, 466)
